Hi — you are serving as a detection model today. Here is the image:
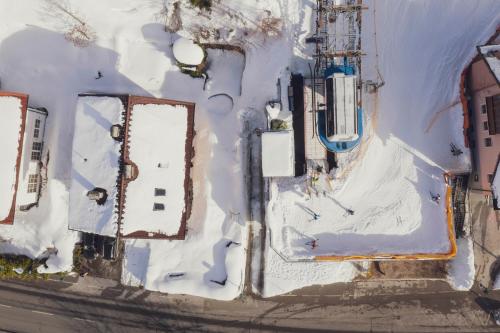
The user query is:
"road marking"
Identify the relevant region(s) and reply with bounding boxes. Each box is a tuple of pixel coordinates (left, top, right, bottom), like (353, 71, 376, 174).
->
(31, 310, 54, 316)
(0, 304, 12, 308)
(74, 317, 96, 323)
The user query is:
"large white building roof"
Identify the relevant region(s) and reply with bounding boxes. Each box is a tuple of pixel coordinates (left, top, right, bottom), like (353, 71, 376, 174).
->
(262, 130, 294, 177)
(0, 93, 26, 224)
(68, 96, 124, 236)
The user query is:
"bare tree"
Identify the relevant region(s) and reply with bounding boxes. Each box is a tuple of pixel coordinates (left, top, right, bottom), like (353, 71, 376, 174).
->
(43, 0, 96, 47)
(166, 1, 183, 33)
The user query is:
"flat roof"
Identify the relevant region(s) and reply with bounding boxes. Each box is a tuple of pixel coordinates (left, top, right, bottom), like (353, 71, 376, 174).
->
(0, 92, 28, 225)
(121, 96, 195, 239)
(326, 73, 358, 141)
(262, 131, 294, 177)
(68, 96, 124, 236)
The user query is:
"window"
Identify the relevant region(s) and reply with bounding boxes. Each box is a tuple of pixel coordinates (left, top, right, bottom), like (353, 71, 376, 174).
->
(34, 119, 40, 128)
(27, 174, 39, 193)
(153, 203, 165, 211)
(31, 142, 43, 161)
(485, 138, 492, 147)
(484, 121, 489, 131)
(154, 188, 166, 196)
(33, 128, 39, 138)
(31, 151, 41, 160)
(32, 142, 43, 151)
(485, 94, 500, 135)
(481, 104, 487, 114)
(488, 174, 494, 184)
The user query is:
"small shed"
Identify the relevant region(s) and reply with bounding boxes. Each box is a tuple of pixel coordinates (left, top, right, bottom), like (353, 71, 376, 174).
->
(261, 130, 295, 177)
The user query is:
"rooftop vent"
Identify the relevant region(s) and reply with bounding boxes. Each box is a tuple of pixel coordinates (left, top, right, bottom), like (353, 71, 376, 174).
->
(124, 164, 138, 180)
(155, 188, 166, 196)
(110, 124, 122, 141)
(153, 203, 165, 211)
(87, 187, 108, 205)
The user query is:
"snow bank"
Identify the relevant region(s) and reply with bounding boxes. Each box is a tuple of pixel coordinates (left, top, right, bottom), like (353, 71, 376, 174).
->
(123, 234, 246, 300)
(173, 38, 204, 66)
(0, 179, 77, 272)
(69, 96, 123, 237)
(447, 237, 475, 291)
(0, 96, 23, 221)
(263, 237, 361, 297)
(122, 104, 188, 236)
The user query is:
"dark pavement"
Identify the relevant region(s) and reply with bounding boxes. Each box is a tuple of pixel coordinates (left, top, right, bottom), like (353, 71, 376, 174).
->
(0, 278, 500, 332)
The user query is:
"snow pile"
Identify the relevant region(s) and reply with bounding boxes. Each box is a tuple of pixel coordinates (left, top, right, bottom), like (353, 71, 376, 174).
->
(123, 234, 246, 300)
(0, 96, 23, 220)
(172, 38, 204, 66)
(447, 237, 475, 290)
(263, 238, 362, 297)
(69, 96, 123, 237)
(122, 104, 188, 236)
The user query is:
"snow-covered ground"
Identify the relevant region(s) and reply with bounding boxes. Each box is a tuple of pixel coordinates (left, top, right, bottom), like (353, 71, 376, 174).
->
(447, 237, 475, 291)
(0, 0, 498, 299)
(261, 0, 500, 295)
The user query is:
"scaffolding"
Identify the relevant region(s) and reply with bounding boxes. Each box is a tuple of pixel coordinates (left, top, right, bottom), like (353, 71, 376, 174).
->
(304, 0, 364, 171)
(313, 0, 364, 78)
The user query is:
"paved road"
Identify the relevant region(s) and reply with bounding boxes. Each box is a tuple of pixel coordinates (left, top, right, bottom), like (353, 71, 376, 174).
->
(1, 279, 500, 332)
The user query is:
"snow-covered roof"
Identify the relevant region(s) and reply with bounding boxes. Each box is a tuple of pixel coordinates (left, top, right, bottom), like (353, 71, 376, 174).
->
(68, 96, 124, 236)
(262, 131, 294, 177)
(478, 44, 500, 84)
(121, 100, 194, 237)
(172, 38, 205, 66)
(0, 92, 27, 224)
(325, 73, 359, 141)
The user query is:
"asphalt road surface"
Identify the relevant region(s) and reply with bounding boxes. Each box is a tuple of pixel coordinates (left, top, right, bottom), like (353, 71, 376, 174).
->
(0, 279, 500, 332)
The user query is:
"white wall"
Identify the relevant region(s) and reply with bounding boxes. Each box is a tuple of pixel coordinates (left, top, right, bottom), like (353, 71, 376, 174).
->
(17, 108, 47, 207)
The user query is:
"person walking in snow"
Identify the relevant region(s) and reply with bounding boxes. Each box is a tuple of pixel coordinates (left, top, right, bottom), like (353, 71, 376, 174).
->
(305, 239, 318, 250)
(431, 192, 441, 204)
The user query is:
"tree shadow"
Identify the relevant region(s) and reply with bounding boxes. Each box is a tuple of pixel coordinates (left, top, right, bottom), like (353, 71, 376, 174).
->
(0, 25, 151, 182)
